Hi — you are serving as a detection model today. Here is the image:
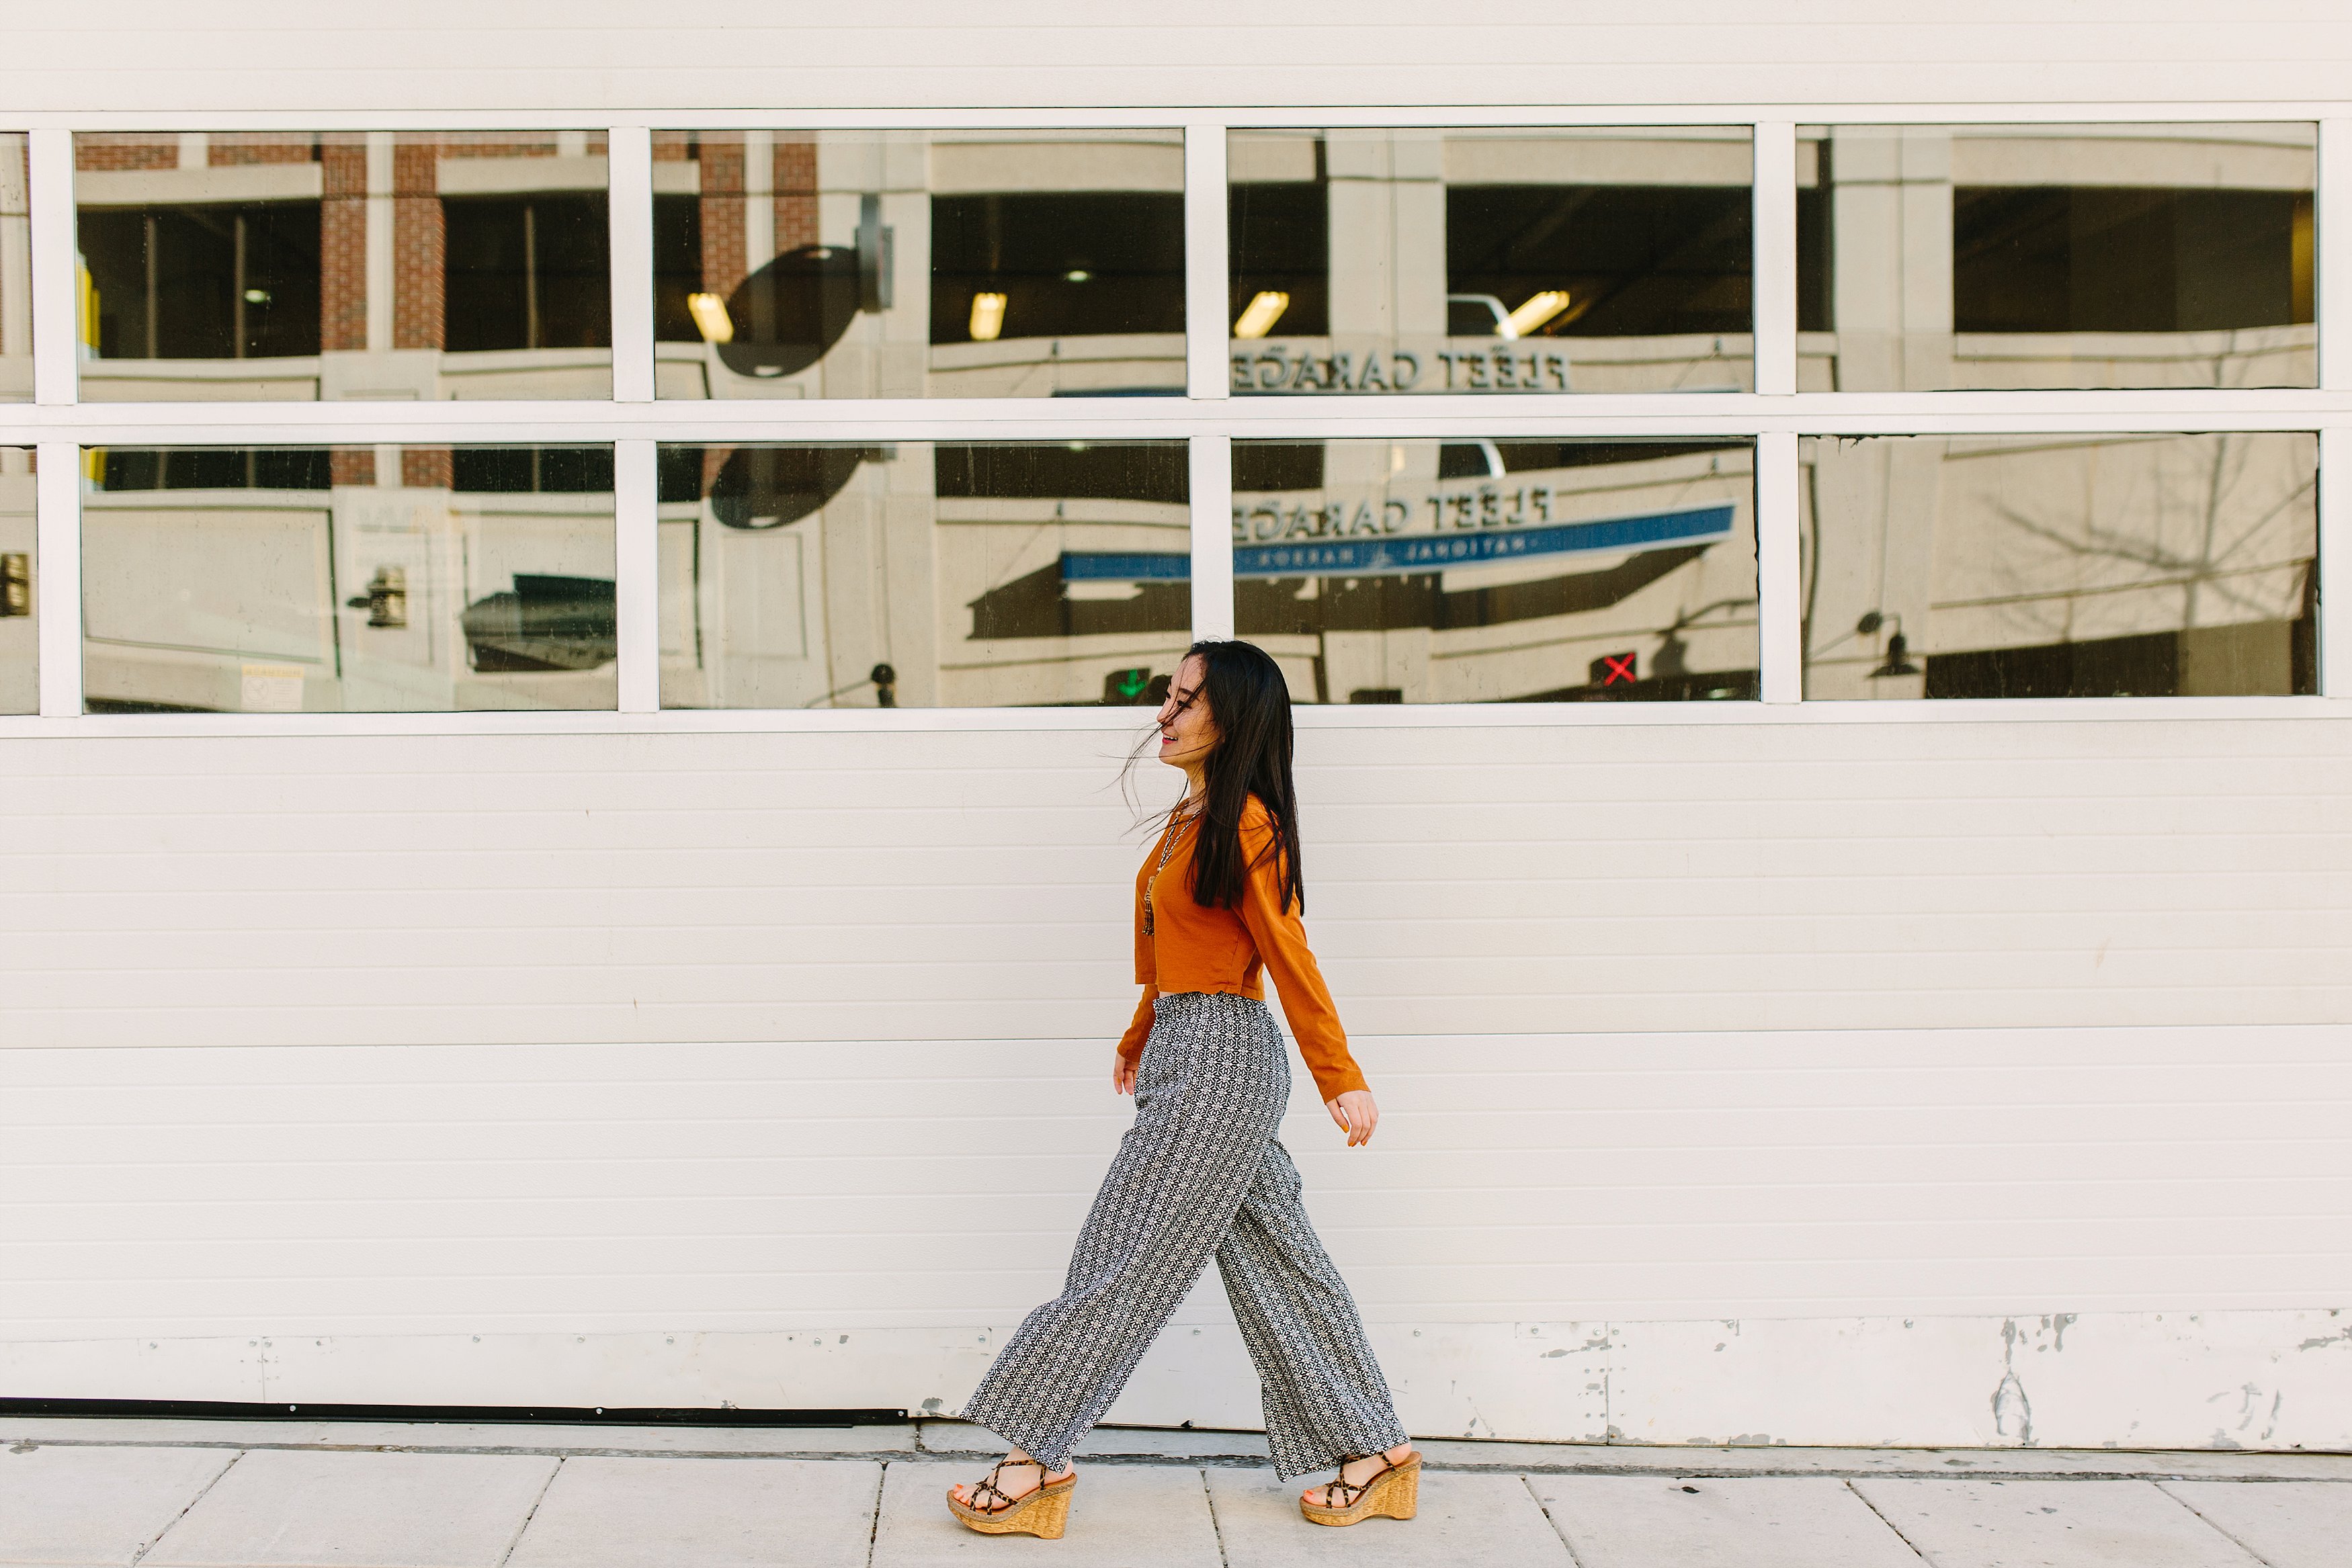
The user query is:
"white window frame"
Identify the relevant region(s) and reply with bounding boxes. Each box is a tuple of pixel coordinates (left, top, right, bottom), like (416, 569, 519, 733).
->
(0, 103, 2346, 735)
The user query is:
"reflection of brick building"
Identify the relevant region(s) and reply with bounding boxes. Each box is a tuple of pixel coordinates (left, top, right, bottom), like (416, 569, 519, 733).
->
(73, 132, 614, 400)
(659, 131, 821, 304)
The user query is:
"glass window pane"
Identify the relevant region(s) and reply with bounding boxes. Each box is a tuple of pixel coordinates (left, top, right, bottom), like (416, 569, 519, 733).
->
(0, 135, 29, 400)
(75, 132, 614, 402)
(1229, 128, 1753, 396)
(1233, 437, 1757, 703)
(0, 448, 32, 711)
(650, 131, 1186, 400)
(1801, 433, 2318, 699)
(1796, 124, 2316, 390)
(658, 440, 1191, 706)
(82, 445, 616, 711)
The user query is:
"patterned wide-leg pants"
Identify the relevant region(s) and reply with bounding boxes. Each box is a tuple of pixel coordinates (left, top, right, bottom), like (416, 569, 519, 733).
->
(961, 992, 1409, 1479)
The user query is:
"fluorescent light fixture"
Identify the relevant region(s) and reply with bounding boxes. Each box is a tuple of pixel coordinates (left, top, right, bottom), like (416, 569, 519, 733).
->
(1502, 290, 1572, 339)
(969, 292, 1007, 342)
(686, 292, 734, 344)
(1232, 291, 1290, 339)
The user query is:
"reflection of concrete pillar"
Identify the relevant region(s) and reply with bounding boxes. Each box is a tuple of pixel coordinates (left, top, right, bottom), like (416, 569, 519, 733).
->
(392, 141, 444, 350)
(1326, 130, 1446, 360)
(365, 133, 394, 352)
(882, 458, 938, 709)
(820, 483, 887, 707)
(0, 140, 28, 366)
(1803, 435, 1939, 698)
(1829, 128, 1953, 392)
(320, 138, 368, 353)
(743, 130, 774, 275)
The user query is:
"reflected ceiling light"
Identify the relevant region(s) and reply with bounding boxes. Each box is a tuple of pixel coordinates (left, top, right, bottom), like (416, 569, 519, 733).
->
(969, 292, 1007, 342)
(1501, 290, 1572, 339)
(1064, 268, 1093, 283)
(686, 292, 735, 344)
(1232, 290, 1290, 339)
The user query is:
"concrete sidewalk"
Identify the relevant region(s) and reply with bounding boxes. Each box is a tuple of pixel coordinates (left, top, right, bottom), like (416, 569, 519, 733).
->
(3, 1418, 2347, 1567)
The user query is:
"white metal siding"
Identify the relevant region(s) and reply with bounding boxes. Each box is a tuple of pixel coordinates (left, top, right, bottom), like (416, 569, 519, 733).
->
(3, 5, 2351, 113)
(3, 718, 2349, 1442)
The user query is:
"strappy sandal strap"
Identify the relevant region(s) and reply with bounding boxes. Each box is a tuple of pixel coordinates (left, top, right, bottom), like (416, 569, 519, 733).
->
(969, 1457, 1044, 1516)
(1320, 1451, 1400, 1509)
(964, 1457, 1068, 1514)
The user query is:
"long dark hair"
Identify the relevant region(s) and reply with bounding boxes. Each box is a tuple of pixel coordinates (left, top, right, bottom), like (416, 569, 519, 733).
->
(1133, 638, 1305, 915)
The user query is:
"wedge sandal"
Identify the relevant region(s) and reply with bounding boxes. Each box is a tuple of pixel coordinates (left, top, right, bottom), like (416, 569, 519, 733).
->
(947, 1457, 1077, 1539)
(1300, 1449, 1419, 1526)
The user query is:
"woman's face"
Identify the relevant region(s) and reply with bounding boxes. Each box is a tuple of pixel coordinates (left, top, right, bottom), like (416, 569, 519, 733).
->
(1156, 656, 1218, 777)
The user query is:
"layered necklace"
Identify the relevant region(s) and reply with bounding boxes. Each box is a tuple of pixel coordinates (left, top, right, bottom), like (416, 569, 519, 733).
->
(1141, 795, 1204, 937)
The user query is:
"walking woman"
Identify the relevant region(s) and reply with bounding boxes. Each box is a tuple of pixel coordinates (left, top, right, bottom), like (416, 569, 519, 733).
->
(947, 638, 1417, 1539)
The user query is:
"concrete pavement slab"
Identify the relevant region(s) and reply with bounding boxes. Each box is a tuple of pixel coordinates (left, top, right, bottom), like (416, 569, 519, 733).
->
(140, 1449, 557, 1568)
(1851, 1479, 2264, 1567)
(873, 1461, 1220, 1567)
(2160, 1481, 2352, 1568)
(1205, 1466, 1568, 1566)
(504, 1456, 878, 1568)
(1528, 1475, 1925, 1568)
(0, 1445, 236, 1567)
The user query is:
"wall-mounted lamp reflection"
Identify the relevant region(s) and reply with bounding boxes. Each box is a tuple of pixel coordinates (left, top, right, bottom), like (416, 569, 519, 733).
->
(1232, 290, 1290, 339)
(1857, 611, 1921, 678)
(969, 292, 1007, 342)
(346, 566, 409, 629)
(1502, 290, 1572, 339)
(686, 292, 735, 344)
(0, 553, 28, 618)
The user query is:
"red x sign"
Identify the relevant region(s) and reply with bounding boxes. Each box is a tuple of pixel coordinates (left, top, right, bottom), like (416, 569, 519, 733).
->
(1595, 652, 1637, 687)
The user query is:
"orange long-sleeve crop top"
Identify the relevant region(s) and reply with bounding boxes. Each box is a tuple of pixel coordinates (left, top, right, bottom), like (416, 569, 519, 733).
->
(1114, 795, 1368, 1101)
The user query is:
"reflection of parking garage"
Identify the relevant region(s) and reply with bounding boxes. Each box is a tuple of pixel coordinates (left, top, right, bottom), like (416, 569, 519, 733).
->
(657, 441, 1192, 710)
(1234, 439, 1759, 703)
(651, 131, 1186, 400)
(1228, 128, 1758, 396)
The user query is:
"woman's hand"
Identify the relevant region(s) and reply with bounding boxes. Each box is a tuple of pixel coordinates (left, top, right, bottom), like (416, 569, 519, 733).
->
(1326, 1089, 1379, 1146)
(1112, 1054, 1139, 1096)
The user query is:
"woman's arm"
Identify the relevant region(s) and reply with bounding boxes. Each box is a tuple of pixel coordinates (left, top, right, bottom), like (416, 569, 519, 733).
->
(1236, 820, 1371, 1107)
(1112, 985, 1157, 1094)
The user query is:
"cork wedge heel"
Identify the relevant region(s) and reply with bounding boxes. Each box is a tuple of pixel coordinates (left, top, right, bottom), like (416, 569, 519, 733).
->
(1300, 1451, 1419, 1527)
(947, 1459, 1077, 1539)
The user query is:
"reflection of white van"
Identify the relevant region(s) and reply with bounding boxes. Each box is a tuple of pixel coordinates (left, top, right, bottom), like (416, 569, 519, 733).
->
(79, 451, 617, 713)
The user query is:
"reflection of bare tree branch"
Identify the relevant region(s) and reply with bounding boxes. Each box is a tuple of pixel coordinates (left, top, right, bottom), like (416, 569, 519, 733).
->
(1977, 434, 2314, 642)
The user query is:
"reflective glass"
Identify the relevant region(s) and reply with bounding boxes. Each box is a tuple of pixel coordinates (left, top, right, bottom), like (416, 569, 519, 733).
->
(1796, 124, 2316, 390)
(0, 448, 32, 712)
(652, 131, 1185, 399)
(1233, 438, 1757, 702)
(657, 441, 1191, 706)
(1229, 128, 1753, 396)
(82, 445, 616, 711)
(75, 132, 613, 401)
(0, 136, 27, 400)
(1802, 433, 2317, 699)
